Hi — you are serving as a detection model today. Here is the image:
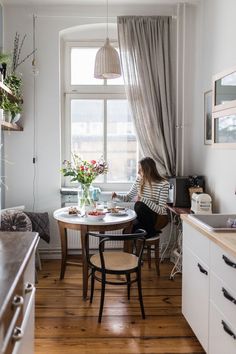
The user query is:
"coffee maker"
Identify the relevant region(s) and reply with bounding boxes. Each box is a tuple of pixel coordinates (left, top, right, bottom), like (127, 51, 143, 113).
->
(168, 176, 205, 208)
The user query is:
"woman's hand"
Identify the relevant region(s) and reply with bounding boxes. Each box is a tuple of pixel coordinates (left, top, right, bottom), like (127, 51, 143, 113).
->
(112, 192, 117, 199)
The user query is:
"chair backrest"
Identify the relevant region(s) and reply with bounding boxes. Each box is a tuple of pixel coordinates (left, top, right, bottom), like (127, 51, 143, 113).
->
(155, 214, 169, 230)
(85, 229, 147, 270)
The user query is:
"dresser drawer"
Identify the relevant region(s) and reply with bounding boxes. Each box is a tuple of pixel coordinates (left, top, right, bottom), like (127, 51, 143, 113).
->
(211, 242, 236, 294)
(183, 222, 210, 265)
(209, 301, 236, 354)
(0, 278, 24, 354)
(23, 252, 35, 316)
(12, 288, 35, 354)
(210, 272, 236, 329)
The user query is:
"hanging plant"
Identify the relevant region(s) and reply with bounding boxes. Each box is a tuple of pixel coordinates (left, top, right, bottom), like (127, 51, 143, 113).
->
(11, 32, 36, 74)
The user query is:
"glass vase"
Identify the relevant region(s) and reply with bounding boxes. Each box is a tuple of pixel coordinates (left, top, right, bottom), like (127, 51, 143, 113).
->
(78, 183, 93, 213)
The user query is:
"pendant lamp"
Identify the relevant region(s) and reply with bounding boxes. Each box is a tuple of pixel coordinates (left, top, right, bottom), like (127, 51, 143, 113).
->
(94, 0, 121, 79)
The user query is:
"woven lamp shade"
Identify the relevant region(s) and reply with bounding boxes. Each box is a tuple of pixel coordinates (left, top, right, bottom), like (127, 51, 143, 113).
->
(94, 38, 121, 79)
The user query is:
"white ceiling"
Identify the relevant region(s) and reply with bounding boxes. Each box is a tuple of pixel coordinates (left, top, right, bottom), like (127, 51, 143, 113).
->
(1, 0, 200, 5)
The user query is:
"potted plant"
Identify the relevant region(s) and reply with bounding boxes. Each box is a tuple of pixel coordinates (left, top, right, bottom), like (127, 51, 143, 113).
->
(0, 93, 22, 123)
(0, 52, 11, 81)
(0, 33, 35, 124)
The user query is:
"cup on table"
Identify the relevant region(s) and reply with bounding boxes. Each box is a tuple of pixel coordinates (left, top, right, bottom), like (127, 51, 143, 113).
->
(96, 202, 104, 211)
(107, 201, 116, 210)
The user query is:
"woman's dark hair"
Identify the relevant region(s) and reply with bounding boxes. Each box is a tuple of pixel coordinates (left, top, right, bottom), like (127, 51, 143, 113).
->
(139, 157, 164, 187)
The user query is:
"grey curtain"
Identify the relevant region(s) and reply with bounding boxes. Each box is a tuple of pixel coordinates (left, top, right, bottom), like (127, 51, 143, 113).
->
(117, 16, 175, 176)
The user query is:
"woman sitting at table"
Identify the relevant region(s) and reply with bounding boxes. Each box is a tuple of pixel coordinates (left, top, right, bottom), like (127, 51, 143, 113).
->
(112, 157, 169, 238)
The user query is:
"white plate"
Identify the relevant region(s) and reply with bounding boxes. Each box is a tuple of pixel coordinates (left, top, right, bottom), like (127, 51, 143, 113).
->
(110, 211, 128, 217)
(62, 212, 80, 218)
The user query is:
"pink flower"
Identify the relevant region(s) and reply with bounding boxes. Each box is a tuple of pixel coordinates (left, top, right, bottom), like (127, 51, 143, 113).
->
(90, 160, 96, 165)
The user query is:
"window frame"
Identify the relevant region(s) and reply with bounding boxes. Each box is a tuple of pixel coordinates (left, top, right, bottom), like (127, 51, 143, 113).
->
(62, 41, 138, 190)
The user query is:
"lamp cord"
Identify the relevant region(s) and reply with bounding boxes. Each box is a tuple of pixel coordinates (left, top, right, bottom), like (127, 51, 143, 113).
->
(106, 0, 108, 39)
(32, 14, 37, 212)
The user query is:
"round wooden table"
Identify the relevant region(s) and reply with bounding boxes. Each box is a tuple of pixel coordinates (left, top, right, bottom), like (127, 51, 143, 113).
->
(53, 207, 136, 300)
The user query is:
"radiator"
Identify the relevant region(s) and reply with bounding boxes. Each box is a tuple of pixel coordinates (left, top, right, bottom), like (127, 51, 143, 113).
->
(64, 201, 134, 250)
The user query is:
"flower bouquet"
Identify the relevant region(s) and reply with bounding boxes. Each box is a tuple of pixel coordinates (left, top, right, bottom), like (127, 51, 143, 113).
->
(61, 153, 108, 210)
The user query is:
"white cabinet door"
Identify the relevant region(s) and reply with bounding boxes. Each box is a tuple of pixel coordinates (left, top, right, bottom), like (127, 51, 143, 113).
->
(182, 245, 209, 352)
(209, 301, 236, 354)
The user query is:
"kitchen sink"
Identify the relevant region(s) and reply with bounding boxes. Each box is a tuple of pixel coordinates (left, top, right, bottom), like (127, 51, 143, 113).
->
(188, 213, 236, 232)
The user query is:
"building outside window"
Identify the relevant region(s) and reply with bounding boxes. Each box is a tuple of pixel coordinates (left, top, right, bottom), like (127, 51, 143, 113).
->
(63, 43, 138, 189)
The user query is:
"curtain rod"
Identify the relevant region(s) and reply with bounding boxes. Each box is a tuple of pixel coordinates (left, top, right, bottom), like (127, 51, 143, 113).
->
(30, 14, 177, 19)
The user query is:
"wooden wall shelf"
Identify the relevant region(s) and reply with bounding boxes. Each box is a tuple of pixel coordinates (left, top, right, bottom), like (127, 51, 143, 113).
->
(0, 81, 23, 103)
(0, 81, 23, 131)
(1, 121, 23, 131)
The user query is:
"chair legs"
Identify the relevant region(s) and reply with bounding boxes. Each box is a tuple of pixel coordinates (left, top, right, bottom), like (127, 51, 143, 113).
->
(98, 272, 106, 323)
(126, 273, 131, 300)
(154, 238, 160, 276)
(137, 269, 145, 319)
(146, 237, 160, 276)
(90, 269, 95, 304)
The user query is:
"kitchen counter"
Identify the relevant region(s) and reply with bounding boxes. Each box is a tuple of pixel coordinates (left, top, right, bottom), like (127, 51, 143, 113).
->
(181, 214, 236, 259)
(0, 231, 39, 354)
(0, 232, 39, 319)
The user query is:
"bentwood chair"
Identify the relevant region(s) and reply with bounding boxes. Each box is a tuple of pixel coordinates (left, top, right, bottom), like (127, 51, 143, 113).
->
(85, 229, 147, 323)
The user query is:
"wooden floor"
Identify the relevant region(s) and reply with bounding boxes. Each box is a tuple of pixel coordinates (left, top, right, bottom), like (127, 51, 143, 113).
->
(35, 259, 205, 354)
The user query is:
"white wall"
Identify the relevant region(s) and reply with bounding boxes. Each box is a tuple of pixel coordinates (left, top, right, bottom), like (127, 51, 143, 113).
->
(3, 4, 176, 253)
(184, 0, 236, 213)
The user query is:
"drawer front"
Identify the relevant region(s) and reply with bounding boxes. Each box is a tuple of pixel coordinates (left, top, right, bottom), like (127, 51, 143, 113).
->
(209, 301, 236, 354)
(182, 245, 209, 352)
(183, 222, 210, 265)
(0, 278, 24, 354)
(12, 288, 35, 354)
(211, 242, 236, 294)
(210, 273, 236, 329)
(1, 252, 36, 354)
(23, 253, 35, 315)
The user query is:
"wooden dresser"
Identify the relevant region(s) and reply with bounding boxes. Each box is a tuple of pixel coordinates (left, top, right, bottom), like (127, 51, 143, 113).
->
(0, 232, 39, 354)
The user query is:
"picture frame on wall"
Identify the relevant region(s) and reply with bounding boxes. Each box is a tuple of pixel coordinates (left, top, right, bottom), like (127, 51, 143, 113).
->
(204, 90, 212, 145)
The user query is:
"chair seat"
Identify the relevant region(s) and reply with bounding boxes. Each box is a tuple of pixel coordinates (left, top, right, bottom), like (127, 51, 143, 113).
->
(90, 251, 139, 271)
(146, 235, 161, 242)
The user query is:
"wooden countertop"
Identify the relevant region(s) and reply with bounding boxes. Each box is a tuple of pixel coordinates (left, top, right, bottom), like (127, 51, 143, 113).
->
(0, 231, 39, 320)
(181, 214, 236, 259)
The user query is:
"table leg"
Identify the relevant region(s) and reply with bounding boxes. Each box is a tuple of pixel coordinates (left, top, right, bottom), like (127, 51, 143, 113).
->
(123, 222, 133, 253)
(59, 222, 68, 280)
(80, 224, 89, 300)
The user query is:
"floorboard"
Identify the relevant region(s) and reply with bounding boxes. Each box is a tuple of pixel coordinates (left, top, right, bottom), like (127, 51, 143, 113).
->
(35, 259, 205, 354)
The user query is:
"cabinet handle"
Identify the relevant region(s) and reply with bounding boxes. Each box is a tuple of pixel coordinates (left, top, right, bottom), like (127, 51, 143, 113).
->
(25, 282, 34, 294)
(1, 306, 21, 352)
(222, 255, 236, 269)
(222, 287, 236, 305)
(221, 320, 236, 340)
(12, 326, 24, 341)
(12, 295, 24, 307)
(197, 263, 208, 275)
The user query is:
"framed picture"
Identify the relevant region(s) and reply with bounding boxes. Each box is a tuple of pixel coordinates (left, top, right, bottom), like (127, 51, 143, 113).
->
(204, 90, 212, 145)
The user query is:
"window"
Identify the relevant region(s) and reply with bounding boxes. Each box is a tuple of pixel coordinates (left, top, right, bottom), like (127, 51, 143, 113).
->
(63, 42, 138, 188)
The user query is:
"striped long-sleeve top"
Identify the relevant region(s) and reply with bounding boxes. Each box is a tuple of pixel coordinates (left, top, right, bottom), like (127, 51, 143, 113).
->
(116, 177, 170, 215)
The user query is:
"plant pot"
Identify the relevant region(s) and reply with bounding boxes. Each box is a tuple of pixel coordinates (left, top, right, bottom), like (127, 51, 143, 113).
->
(3, 111, 11, 123)
(11, 113, 21, 124)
